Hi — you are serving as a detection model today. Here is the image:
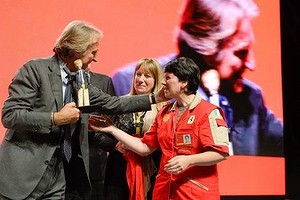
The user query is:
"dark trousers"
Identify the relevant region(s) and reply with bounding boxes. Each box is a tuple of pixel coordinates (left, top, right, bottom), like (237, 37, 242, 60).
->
(64, 131, 90, 200)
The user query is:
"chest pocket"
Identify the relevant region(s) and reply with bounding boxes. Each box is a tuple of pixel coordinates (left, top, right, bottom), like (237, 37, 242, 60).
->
(174, 124, 199, 155)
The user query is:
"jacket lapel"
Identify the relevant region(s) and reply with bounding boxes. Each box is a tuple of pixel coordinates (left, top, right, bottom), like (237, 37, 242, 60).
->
(48, 55, 64, 110)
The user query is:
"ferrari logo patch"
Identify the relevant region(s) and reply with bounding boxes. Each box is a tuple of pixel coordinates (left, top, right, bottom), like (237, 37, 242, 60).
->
(187, 115, 195, 124)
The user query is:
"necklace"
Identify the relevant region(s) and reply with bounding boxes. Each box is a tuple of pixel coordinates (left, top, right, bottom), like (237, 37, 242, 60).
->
(133, 111, 146, 136)
(177, 105, 188, 122)
(176, 95, 194, 122)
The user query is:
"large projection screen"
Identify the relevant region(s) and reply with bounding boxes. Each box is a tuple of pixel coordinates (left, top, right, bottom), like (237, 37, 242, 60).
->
(0, 0, 284, 197)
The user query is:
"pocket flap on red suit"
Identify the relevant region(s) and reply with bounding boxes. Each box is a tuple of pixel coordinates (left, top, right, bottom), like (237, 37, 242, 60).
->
(216, 118, 227, 127)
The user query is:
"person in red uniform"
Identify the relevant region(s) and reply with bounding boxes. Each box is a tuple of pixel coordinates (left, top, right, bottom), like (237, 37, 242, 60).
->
(89, 57, 230, 200)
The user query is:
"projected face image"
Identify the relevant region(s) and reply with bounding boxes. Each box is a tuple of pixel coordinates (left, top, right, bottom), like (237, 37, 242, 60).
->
(214, 18, 256, 93)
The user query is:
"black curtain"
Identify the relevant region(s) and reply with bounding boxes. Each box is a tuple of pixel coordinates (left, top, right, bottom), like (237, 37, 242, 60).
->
(281, 0, 300, 199)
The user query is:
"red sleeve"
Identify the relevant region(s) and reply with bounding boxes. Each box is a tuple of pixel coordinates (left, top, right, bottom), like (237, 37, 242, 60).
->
(141, 117, 159, 148)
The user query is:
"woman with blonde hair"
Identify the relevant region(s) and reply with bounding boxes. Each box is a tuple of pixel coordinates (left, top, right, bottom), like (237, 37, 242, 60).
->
(102, 58, 166, 200)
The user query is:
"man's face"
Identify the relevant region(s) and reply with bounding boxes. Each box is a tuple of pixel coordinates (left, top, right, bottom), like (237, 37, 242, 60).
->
(213, 18, 255, 89)
(201, 70, 220, 95)
(80, 40, 99, 70)
(68, 39, 99, 72)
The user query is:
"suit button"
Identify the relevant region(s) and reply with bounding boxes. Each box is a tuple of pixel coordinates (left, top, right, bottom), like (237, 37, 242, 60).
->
(44, 160, 49, 165)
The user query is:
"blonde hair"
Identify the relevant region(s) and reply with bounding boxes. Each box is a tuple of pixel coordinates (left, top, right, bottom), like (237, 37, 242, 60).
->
(129, 58, 163, 95)
(129, 58, 166, 110)
(53, 20, 103, 58)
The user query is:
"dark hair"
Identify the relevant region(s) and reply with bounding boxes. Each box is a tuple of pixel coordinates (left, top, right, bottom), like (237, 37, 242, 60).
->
(164, 57, 200, 94)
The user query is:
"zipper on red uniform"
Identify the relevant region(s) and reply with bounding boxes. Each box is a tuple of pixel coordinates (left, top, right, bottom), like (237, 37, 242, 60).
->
(168, 108, 177, 200)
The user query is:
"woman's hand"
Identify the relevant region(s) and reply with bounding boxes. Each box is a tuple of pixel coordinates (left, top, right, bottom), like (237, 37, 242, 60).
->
(88, 114, 115, 133)
(115, 141, 127, 153)
(164, 155, 191, 174)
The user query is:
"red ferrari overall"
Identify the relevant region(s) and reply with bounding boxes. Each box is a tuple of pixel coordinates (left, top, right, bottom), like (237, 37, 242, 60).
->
(142, 95, 229, 200)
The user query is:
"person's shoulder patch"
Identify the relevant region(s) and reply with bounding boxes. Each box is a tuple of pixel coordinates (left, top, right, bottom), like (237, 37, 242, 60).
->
(208, 108, 229, 146)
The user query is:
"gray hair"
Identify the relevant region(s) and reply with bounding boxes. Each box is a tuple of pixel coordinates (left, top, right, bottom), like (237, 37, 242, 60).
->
(54, 20, 103, 57)
(177, 0, 259, 55)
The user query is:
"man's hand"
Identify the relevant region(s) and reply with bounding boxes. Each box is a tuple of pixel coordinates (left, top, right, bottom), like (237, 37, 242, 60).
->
(154, 86, 170, 103)
(53, 102, 80, 126)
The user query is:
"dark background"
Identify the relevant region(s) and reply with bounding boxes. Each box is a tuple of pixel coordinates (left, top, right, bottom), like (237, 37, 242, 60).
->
(281, 0, 300, 199)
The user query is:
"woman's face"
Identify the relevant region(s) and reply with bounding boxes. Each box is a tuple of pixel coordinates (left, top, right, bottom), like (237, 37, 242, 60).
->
(133, 67, 155, 95)
(162, 72, 186, 99)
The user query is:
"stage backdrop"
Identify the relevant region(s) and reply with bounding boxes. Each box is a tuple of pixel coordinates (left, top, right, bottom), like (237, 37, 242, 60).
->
(0, 0, 284, 196)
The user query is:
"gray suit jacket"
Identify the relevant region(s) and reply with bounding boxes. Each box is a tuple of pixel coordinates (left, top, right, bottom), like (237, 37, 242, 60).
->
(0, 55, 151, 199)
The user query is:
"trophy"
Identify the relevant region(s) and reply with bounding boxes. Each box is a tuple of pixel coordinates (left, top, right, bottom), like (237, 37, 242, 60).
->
(74, 59, 90, 107)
